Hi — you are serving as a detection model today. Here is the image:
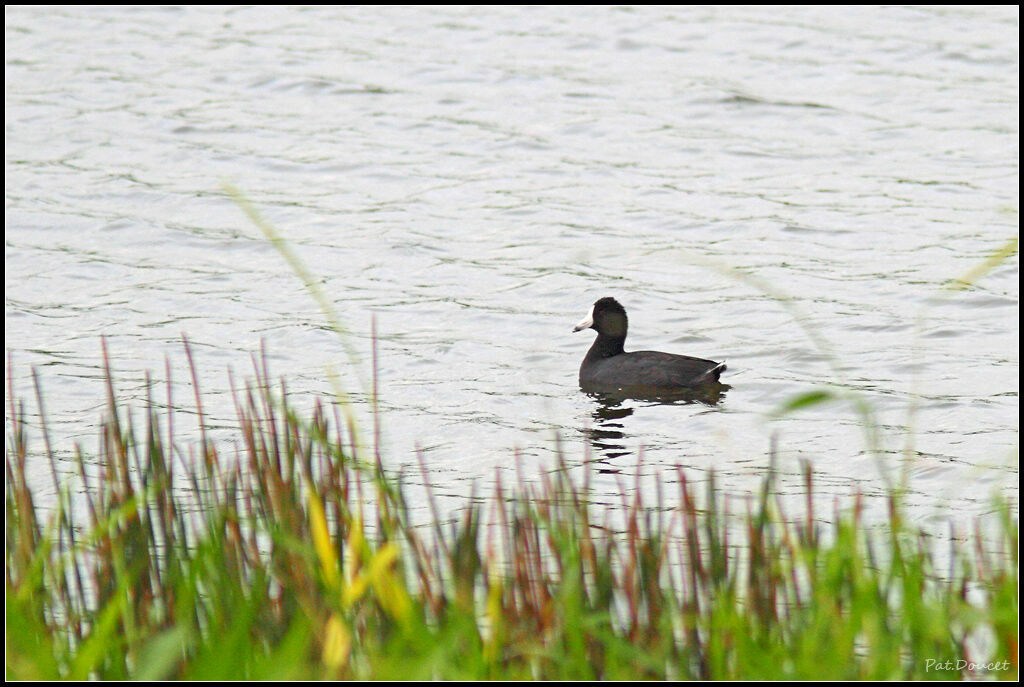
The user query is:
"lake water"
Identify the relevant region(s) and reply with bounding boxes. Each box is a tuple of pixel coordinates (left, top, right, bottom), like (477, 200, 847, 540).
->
(5, 6, 1018, 528)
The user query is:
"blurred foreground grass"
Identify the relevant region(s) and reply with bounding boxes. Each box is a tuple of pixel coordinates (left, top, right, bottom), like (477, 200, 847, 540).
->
(5, 344, 1017, 680)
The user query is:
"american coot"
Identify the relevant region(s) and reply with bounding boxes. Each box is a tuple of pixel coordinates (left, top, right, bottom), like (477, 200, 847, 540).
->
(573, 297, 726, 395)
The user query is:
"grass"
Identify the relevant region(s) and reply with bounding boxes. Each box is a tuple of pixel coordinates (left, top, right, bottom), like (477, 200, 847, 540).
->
(5, 342, 1018, 680)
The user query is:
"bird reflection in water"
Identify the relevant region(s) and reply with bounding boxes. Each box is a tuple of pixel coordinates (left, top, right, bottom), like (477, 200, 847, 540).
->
(583, 383, 729, 470)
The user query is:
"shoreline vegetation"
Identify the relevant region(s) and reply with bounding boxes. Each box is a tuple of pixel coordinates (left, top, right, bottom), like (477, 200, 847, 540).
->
(5, 344, 1018, 680)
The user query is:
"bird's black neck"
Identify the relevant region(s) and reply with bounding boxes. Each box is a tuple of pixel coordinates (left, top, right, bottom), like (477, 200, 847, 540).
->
(585, 332, 625, 361)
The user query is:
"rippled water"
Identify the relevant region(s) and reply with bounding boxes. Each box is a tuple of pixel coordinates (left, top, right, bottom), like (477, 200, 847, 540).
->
(6, 6, 1019, 526)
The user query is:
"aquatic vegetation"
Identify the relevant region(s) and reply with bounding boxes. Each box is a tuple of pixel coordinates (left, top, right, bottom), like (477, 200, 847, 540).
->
(5, 347, 1017, 680)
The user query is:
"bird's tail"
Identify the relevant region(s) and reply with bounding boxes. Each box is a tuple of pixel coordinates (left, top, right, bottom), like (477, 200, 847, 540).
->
(700, 361, 727, 383)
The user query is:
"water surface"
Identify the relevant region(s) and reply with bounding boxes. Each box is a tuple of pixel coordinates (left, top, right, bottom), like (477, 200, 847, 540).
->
(5, 6, 1018, 526)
